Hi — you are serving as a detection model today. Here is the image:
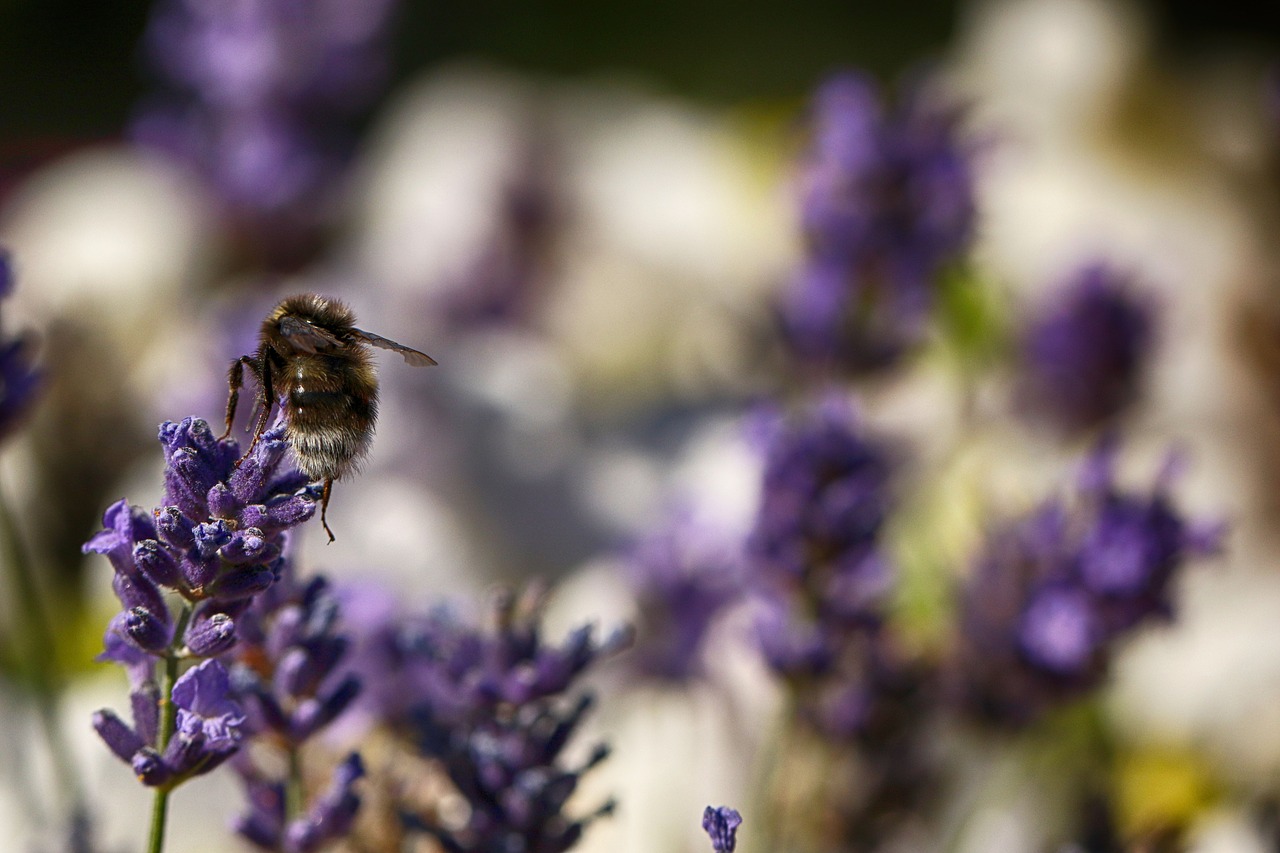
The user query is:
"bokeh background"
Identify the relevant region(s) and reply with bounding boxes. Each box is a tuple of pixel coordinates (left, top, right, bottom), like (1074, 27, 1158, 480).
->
(4, 0, 1280, 851)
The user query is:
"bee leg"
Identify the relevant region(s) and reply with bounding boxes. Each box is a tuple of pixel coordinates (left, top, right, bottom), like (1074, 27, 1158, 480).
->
(221, 356, 257, 440)
(236, 359, 275, 468)
(320, 478, 336, 543)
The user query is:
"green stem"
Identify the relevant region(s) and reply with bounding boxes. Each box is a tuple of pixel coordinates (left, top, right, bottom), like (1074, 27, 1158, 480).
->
(146, 785, 171, 853)
(286, 746, 305, 822)
(147, 603, 192, 853)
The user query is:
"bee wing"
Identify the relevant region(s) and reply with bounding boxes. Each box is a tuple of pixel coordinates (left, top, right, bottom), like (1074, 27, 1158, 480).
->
(351, 328, 438, 366)
(279, 315, 345, 353)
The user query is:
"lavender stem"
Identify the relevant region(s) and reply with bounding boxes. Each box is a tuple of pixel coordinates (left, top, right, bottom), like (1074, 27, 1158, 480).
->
(147, 602, 192, 853)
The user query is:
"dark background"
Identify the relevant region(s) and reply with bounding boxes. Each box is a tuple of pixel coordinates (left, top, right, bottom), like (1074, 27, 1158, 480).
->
(2, 0, 1279, 144)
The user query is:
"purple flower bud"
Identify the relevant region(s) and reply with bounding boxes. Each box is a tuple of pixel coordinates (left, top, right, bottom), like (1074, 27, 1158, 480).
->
(180, 552, 221, 594)
(185, 611, 238, 657)
(111, 571, 169, 625)
(98, 617, 154, 688)
(194, 520, 234, 559)
(207, 482, 239, 519)
(131, 680, 161, 745)
(261, 493, 317, 531)
(156, 506, 197, 550)
(234, 779, 285, 849)
(209, 565, 277, 601)
(0, 251, 42, 441)
(702, 806, 743, 853)
(954, 440, 1222, 726)
(92, 709, 145, 764)
(132, 748, 171, 786)
(124, 607, 173, 653)
(134, 539, 180, 588)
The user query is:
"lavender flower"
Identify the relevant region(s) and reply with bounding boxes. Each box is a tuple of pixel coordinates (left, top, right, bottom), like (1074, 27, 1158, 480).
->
(747, 397, 895, 731)
(226, 567, 360, 745)
(0, 250, 42, 441)
(702, 806, 742, 853)
(86, 417, 315, 618)
(236, 754, 364, 853)
(1019, 264, 1154, 435)
(746, 396, 940, 850)
(623, 509, 744, 683)
(131, 0, 399, 259)
(92, 659, 245, 788)
(953, 442, 1221, 726)
(391, 587, 629, 852)
(225, 563, 365, 852)
(83, 416, 317, 788)
(779, 71, 976, 373)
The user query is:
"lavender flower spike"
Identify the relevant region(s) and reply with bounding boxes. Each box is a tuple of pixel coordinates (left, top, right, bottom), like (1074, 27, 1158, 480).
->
(624, 508, 744, 683)
(388, 587, 629, 852)
(952, 440, 1223, 727)
(703, 806, 743, 853)
(779, 71, 977, 373)
(132, 0, 400, 261)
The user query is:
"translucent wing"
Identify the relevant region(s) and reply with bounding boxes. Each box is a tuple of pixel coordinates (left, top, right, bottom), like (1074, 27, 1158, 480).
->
(351, 327, 438, 366)
(279, 315, 344, 353)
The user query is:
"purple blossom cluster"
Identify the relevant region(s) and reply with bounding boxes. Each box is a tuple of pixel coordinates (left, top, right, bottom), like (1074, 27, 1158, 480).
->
(0, 251, 42, 442)
(84, 416, 318, 787)
(779, 72, 976, 373)
(1019, 264, 1155, 436)
(385, 588, 630, 852)
(226, 566, 364, 851)
(132, 0, 399, 255)
(746, 396, 906, 738)
(623, 509, 744, 683)
(953, 442, 1222, 726)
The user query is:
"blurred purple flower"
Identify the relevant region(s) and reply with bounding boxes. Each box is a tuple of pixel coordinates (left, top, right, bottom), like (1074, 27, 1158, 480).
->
(779, 71, 976, 373)
(225, 562, 365, 851)
(132, 0, 399, 259)
(1019, 264, 1154, 435)
(702, 806, 742, 853)
(236, 754, 364, 853)
(443, 137, 564, 330)
(0, 251, 42, 442)
(385, 588, 628, 852)
(623, 509, 744, 683)
(746, 396, 913, 739)
(953, 441, 1222, 726)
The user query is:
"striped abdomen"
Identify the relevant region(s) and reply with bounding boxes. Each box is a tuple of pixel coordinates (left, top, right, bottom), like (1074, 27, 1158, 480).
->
(284, 354, 377, 480)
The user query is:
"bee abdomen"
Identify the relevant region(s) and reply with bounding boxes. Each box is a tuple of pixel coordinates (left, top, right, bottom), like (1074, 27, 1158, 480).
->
(286, 391, 375, 480)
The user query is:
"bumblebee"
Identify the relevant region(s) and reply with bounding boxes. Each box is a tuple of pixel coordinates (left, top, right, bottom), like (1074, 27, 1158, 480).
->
(222, 294, 436, 541)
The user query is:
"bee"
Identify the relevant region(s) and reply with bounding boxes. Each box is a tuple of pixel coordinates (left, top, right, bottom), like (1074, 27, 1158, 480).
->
(221, 294, 436, 542)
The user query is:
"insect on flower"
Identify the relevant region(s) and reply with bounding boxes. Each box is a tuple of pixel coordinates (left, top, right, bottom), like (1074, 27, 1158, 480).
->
(222, 294, 436, 542)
